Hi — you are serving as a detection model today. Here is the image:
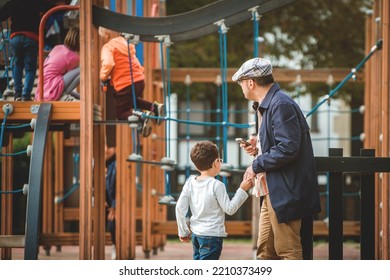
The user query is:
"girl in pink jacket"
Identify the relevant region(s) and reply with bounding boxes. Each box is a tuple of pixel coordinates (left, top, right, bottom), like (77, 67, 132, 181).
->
(36, 26, 80, 101)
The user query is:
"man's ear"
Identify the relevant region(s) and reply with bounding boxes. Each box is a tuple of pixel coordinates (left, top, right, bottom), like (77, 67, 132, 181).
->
(248, 79, 255, 89)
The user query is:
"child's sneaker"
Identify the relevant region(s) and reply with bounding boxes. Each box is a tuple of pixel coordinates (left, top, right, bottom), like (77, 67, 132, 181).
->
(151, 102, 165, 126)
(14, 91, 22, 101)
(141, 111, 154, 137)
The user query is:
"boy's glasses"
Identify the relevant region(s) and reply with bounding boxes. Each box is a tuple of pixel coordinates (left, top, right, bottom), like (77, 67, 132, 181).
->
(216, 158, 223, 162)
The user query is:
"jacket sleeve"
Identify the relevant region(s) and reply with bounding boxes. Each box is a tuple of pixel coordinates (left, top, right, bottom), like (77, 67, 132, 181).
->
(100, 43, 115, 81)
(252, 100, 302, 173)
(129, 43, 136, 56)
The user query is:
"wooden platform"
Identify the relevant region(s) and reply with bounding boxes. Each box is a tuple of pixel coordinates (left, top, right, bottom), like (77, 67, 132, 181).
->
(0, 101, 80, 123)
(0, 101, 101, 123)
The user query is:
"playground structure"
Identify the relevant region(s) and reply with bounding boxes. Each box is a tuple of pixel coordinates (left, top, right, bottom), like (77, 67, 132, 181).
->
(0, 0, 389, 260)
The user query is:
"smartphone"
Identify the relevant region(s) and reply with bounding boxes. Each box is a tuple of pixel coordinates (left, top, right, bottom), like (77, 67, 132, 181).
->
(235, 138, 252, 147)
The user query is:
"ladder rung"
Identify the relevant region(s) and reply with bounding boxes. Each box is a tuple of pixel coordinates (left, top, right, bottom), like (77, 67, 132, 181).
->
(0, 235, 25, 248)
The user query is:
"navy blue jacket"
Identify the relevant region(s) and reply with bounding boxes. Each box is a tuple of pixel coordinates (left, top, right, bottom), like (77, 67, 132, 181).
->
(106, 157, 116, 208)
(252, 83, 321, 223)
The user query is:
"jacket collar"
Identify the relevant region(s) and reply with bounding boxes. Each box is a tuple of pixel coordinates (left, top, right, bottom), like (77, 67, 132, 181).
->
(258, 83, 280, 113)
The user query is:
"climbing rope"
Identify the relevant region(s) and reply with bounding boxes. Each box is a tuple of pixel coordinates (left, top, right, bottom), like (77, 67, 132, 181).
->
(306, 39, 383, 118)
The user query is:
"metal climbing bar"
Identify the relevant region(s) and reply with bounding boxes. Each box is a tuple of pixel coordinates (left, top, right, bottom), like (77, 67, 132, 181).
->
(38, 5, 80, 101)
(92, 0, 295, 42)
(24, 103, 52, 260)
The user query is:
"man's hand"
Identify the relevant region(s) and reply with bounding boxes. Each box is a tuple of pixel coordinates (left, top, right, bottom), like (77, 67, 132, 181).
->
(107, 207, 115, 221)
(243, 165, 256, 181)
(240, 137, 258, 156)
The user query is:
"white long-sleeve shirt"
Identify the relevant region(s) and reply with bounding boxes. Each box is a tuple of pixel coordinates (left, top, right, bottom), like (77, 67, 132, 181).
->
(175, 175, 248, 238)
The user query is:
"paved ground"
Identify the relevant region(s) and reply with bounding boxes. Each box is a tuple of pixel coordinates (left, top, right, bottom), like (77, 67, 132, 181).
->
(8, 240, 360, 260)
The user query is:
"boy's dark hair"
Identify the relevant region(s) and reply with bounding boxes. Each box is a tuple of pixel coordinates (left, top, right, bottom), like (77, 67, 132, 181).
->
(190, 141, 219, 171)
(252, 74, 274, 87)
(64, 26, 80, 52)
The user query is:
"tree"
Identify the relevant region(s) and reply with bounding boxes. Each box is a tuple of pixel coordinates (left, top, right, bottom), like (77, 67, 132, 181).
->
(166, 0, 372, 100)
(166, 0, 372, 155)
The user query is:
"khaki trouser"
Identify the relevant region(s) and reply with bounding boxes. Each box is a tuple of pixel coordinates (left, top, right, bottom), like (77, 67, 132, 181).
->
(257, 195, 303, 260)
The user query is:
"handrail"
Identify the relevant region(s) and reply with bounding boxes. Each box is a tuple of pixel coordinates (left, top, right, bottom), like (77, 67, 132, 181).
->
(38, 5, 80, 101)
(92, 0, 295, 42)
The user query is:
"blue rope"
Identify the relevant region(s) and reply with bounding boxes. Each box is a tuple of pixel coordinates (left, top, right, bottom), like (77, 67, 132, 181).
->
(302, 108, 363, 114)
(252, 10, 260, 127)
(217, 24, 229, 186)
(252, 10, 259, 58)
(166, 44, 172, 158)
(165, 44, 173, 195)
(185, 84, 191, 179)
(2, 123, 31, 129)
(0, 109, 32, 157)
(140, 112, 251, 128)
(127, 38, 138, 110)
(159, 40, 170, 163)
(216, 82, 222, 151)
(0, 188, 23, 195)
(218, 26, 225, 149)
(222, 29, 228, 163)
(1, 149, 28, 156)
(126, 38, 143, 156)
(311, 136, 362, 141)
(56, 146, 80, 203)
(176, 108, 249, 114)
(306, 39, 383, 118)
(55, 183, 79, 203)
(158, 38, 172, 196)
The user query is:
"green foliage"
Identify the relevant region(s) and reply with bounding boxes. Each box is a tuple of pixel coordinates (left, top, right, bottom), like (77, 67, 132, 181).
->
(263, 0, 372, 68)
(166, 0, 372, 102)
(13, 133, 31, 152)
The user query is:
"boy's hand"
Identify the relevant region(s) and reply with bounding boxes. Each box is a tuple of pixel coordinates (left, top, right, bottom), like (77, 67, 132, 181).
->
(240, 178, 254, 192)
(101, 80, 110, 92)
(179, 233, 191, 243)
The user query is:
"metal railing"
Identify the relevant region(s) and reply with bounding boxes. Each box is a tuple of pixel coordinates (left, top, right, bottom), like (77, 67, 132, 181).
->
(38, 5, 80, 101)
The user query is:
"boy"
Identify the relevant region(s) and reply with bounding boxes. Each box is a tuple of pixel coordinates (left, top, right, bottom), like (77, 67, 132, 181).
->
(99, 27, 164, 137)
(175, 141, 253, 260)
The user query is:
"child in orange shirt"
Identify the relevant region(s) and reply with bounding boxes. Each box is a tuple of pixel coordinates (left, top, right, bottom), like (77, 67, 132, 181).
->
(99, 27, 164, 137)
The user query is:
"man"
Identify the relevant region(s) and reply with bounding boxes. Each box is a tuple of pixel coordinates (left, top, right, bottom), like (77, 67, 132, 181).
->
(233, 57, 321, 260)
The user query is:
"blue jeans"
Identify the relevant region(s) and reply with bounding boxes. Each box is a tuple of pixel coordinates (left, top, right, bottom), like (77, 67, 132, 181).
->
(192, 234, 223, 260)
(11, 35, 38, 98)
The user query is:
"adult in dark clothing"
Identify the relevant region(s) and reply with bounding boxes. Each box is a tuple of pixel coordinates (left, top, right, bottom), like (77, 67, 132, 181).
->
(0, 0, 53, 101)
(105, 145, 116, 259)
(233, 57, 321, 260)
